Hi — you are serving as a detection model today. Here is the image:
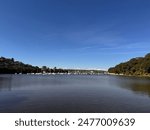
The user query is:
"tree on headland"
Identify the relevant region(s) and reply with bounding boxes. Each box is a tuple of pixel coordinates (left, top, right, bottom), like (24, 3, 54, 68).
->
(108, 53, 150, 76)
(0, 57, 69, 74)
(0, 57, 41, 74)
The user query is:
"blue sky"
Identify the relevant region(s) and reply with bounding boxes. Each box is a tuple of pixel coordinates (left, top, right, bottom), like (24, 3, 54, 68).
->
(0, 0, 150, 70)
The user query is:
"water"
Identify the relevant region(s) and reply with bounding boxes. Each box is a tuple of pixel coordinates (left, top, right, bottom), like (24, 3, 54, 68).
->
(0, 74, 150, 113)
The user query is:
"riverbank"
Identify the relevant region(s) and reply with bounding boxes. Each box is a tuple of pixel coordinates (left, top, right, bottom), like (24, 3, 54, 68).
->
(106, 72, 150, 78)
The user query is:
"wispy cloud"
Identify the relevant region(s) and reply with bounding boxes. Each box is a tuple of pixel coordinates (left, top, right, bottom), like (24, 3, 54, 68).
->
(42, 22, 122, 45)
(42, 23, 150, 57)
(61, 41, 150, 54)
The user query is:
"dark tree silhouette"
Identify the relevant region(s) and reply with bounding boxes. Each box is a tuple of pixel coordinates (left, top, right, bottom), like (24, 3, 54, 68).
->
(108, 53, 150, 76)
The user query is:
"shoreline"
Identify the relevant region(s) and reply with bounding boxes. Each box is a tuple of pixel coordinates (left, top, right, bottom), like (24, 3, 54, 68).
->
(106, 72, 150, 78)
(0, 72, 150, 78)
(0, 73, 104, 75)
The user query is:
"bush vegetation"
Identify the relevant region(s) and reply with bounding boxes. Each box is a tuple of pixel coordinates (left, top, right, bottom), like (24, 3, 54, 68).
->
(108, 53, 150, 76)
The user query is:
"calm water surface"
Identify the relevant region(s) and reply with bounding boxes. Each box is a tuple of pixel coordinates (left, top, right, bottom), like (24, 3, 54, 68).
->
(0, 74, 150, 113)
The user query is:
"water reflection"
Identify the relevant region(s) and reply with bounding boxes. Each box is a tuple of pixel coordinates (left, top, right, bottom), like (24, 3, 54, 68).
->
(1, 74, 150, 97)
(0, 74, 150, 112)
(129, 83, 150, 96)
(0, 74, 69, 91)
(0, 75, 12, 91)
(113, 76, 150, 97)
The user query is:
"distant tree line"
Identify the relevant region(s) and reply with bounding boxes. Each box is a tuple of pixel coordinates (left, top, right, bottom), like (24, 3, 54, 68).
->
(41, 66, 68, 74)
(0, 57, 67, 74)
(0, 56, 104, 74)
(108, 53, 150, 76)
